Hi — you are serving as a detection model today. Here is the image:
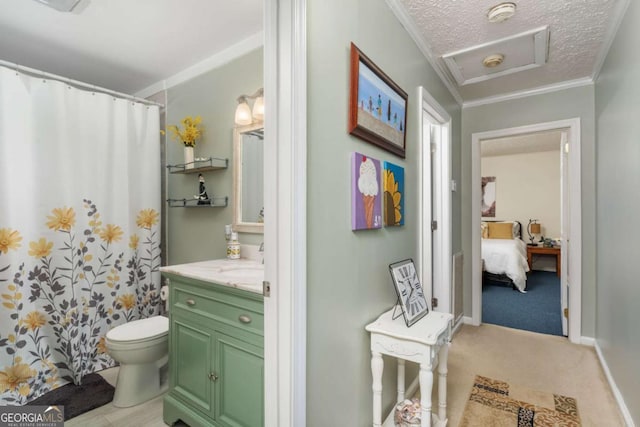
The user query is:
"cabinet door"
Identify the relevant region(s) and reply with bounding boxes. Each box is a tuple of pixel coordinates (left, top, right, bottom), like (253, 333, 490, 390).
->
(215, 333, 264, 427)
(172, 316, 215, 418)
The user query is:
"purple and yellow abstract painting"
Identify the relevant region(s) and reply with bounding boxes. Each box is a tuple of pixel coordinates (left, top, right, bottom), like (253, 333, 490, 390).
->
(352, 152, 382, 230)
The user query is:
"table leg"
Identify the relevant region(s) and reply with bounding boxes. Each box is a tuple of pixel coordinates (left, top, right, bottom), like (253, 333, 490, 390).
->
(556, 252, 561, 277)
(438, 343, 449, 423)
(372, 351, 384, 427)
(419, 363, 433, 427)
(397, 359, 405, 403)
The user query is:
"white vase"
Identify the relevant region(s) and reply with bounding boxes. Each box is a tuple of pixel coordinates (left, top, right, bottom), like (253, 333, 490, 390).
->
(183, 146, 194, 169)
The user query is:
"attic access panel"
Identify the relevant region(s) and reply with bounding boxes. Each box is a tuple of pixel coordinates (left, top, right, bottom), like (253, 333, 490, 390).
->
(442, 26, 549, 86)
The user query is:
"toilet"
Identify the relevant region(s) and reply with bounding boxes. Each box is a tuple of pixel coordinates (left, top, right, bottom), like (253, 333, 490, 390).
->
(105, 315, 169, 408)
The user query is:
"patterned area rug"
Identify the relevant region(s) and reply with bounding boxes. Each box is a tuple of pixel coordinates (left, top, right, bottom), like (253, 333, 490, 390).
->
(459, 375, 581, 427)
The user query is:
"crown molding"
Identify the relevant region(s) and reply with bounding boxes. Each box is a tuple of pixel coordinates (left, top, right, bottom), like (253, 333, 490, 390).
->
(135, 32, 263, 99)
(385, 0, 463, 106)
(462, 77, 594, 109)
(591, 0, 631, 82)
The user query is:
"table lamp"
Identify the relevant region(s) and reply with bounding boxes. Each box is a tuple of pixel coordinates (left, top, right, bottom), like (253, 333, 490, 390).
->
(527, 219, 541, 246)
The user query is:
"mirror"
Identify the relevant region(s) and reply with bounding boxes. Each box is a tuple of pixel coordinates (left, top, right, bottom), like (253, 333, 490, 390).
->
(233, 123, 264, 233)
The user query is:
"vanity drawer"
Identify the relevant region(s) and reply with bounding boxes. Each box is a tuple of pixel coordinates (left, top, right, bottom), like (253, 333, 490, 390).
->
(172, 285, 263, 337)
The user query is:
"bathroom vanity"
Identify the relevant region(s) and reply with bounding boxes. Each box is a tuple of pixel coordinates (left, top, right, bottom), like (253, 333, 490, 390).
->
(160, 259, 264, 427)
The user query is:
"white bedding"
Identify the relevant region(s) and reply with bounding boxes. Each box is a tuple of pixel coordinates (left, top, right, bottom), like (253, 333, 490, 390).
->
(482, 238, 530, 292)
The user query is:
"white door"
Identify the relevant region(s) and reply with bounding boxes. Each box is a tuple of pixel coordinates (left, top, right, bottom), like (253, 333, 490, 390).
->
(419, 112, 434, 306)
(560, 131, 569, 336)
(418, 87, 452, 314)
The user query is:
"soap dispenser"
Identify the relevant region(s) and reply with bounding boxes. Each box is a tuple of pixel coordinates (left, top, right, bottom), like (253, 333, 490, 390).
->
(227, 232, 240, 260)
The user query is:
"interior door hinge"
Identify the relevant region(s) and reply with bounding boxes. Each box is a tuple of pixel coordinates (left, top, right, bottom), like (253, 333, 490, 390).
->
(564, 308, 569, 319)
(431, 297, 438, 309)
(431, 220, 438, 231)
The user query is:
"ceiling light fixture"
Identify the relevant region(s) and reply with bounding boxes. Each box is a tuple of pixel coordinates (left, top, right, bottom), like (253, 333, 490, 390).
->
(482, 53, 505, 68)
(487, 2, 517, 23)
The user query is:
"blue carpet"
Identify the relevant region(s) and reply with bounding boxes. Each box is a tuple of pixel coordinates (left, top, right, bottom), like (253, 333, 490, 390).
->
(482, 271, 563, 336)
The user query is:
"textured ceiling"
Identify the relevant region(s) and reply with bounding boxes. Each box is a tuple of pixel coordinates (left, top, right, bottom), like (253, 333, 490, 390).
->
(0, 0, 263, 94)
(398, 0, 621, 102)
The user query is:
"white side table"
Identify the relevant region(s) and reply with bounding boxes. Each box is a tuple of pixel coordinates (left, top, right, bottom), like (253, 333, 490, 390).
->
(365, 309, 452, 427)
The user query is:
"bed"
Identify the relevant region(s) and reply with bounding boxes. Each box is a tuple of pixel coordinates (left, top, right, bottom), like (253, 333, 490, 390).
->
(481, 221, 530, 292)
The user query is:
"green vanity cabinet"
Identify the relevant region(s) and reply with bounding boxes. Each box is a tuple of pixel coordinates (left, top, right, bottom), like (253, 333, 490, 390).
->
(162, 272, 264, 427)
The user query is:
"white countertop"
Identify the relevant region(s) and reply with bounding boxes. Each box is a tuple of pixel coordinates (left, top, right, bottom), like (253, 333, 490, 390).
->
(160, 258, 264, 295)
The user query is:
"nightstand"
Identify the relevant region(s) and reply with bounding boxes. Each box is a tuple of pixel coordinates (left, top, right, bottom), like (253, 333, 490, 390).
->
(526, 245, 561, 277)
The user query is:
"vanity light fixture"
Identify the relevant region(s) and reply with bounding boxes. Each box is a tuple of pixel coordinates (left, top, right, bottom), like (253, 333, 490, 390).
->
(487, 2, 516, 23)
(234, 88, 264, 125)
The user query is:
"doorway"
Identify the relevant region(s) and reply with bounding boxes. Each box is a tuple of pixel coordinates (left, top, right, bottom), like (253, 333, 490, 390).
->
(480, 130, 564, 336)
(471, 119, 582, 343)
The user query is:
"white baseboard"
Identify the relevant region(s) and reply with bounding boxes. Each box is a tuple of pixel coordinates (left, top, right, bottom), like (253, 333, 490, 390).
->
(462, 316, 474, 325)
(594, 341, 635, 426)
(580, 336, 596, 346)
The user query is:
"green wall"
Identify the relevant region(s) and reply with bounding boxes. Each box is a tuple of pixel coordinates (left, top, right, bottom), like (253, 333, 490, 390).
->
(306, 0, 460, 424)
(165, 48, 263, 265)
(461, 85, 597, 337)
(594, 0, 639, 422)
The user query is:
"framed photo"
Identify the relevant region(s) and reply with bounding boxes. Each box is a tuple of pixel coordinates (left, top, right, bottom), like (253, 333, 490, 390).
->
(388, 259, 429, 327)
(481, 176, 496, 217)
(349, 43, 408, 158)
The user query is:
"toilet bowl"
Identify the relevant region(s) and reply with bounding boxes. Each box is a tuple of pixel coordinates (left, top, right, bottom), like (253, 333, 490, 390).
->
(105, 315, 169, 408)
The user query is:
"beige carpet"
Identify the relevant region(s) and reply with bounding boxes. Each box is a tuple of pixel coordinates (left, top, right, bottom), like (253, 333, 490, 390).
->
(458, 375, 580, 426)
(440, 324, 624, 427)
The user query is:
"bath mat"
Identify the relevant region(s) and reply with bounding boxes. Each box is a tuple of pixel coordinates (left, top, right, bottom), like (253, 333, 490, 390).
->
(27, 373, 114, 420)
(459, 375, 581, 426)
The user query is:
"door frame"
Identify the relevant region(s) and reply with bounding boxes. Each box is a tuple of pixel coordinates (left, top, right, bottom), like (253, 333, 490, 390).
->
(417, 86, 452, 314)
(264, 0, 307, 425)
(470, 118, 582, 343)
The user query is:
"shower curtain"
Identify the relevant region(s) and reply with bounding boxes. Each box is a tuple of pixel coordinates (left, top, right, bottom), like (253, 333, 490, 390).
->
(0, 65, 162, 404)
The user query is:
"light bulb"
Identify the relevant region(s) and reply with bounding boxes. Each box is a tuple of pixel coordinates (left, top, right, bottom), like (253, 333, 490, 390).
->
(252, 96, 264, 121)
(235, 100, 252, 125)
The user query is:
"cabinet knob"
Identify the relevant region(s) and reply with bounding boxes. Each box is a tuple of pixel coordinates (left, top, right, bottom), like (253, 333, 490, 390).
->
(208, 372, 218, 382)
(238, 315, 252, 324)
(185, 298, 196, 307)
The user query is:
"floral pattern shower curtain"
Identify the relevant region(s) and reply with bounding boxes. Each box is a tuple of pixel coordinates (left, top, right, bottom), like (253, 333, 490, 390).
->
(0, 66, 162, 404)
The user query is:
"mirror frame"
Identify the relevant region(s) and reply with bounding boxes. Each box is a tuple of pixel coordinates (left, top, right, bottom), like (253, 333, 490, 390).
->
(233, 122, 264, 234)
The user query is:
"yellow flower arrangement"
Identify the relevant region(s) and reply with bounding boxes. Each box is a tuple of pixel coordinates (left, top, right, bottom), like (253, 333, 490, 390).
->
(166, 116, 203, 147)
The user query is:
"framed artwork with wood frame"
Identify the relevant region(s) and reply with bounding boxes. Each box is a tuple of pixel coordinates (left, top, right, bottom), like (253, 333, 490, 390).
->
(349, 42, 408, 158)
(389, 259, 429, 327)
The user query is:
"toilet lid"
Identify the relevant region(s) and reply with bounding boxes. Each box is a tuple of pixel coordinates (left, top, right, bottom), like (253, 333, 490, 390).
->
(106, 316, 168, 342)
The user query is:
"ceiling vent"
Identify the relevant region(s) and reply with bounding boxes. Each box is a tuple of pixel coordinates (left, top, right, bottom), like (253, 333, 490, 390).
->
(442, 26, 550, 86)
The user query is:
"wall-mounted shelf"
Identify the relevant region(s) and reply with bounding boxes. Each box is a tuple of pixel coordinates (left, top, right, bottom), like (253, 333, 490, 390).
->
(167, 197, 228, 208)
(167, 157, 228, 174)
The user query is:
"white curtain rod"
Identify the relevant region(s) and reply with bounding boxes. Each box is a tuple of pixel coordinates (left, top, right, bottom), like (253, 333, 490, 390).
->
(0, 59, 164, 108)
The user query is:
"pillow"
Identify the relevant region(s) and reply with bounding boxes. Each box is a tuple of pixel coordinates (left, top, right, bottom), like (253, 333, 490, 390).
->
(487, 222, 514, 239)
(512, 221, 520, 239)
